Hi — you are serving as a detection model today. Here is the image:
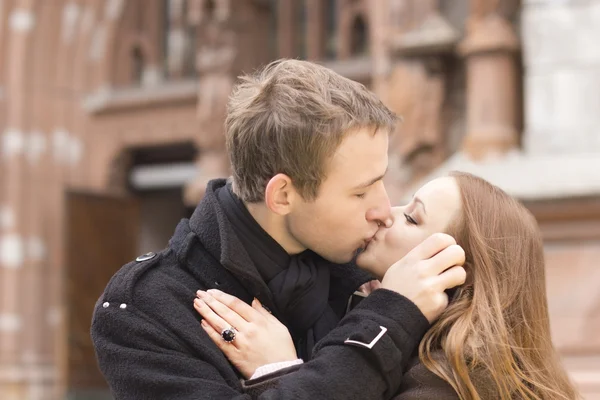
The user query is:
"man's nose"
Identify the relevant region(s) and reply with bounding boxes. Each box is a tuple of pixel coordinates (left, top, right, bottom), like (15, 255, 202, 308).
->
(366, 182, 393, 228)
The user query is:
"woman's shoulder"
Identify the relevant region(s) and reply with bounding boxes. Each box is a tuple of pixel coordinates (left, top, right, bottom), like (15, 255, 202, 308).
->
(393, 356, 460, 400)
(394, 354, 502, 400)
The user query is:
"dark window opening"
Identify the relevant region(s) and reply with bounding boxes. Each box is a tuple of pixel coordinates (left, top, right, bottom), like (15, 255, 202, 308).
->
(350, 15, 369, 56)
(324, 0, 337, 59)
(296, 2, 307, 59)
(132, 46, 145, 84)
(204, 0, 216, 19)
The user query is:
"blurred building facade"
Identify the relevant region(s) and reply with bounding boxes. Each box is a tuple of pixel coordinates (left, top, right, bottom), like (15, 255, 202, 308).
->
(0, 0, 598, 398)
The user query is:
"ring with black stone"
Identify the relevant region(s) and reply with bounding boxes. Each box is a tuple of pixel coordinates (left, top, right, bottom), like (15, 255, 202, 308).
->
(221, 327, 237, 343)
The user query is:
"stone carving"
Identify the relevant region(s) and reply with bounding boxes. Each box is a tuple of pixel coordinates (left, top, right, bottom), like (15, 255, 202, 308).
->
(390, 0, 459, 56)
(166, 0, 187, 78)
(385, 0, 457, 189)
(385, 59, 446, 189)
(185, 0, 236, 202)
(196, 22, 236, 134)
(188, 0, 231, 25)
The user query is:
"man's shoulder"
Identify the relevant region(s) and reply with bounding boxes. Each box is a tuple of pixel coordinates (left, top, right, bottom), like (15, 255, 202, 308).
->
(90, 247, 240, 392)
(99, 249, 193, 309)
(93, 248, 209, 342)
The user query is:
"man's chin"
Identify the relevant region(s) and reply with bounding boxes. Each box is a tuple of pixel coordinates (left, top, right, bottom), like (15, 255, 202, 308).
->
(321, 251, 357, 265)
(314, 246, 364, 265)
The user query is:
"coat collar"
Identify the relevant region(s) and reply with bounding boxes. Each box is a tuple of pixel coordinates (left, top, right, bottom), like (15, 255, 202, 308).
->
(172, 179, 373, 315)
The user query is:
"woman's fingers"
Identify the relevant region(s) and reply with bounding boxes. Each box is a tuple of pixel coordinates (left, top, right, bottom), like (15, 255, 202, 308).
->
(206, 289, 264, 322)
(194, 297, 237, 336)
(195, 291, 299, 380)
(426, 244, 465, 276)
(435, 265, 467, 292)
(196, 290, 250, 331)
(200, 319, 223, 346)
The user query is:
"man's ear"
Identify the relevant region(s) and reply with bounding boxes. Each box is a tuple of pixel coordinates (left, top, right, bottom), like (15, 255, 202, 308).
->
(264, 174, 296, 216)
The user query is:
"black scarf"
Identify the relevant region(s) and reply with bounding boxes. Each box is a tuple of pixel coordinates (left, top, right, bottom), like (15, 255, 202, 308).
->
(217, 183, 340, 360)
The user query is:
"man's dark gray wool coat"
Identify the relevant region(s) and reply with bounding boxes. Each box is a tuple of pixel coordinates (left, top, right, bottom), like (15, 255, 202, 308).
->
(91, 179, 430, 400)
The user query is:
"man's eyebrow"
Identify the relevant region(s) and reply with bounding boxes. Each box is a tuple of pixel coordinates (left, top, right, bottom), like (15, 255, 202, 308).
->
(352, 167, 388, 190)
(414, 196, 427, 215)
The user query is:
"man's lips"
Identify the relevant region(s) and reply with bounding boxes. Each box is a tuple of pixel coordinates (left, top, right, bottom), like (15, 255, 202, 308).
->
(363, 232, 378, 249)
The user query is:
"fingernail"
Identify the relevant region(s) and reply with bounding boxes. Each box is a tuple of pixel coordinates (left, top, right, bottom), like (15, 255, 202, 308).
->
(196, 290, 206, 298)
(385, 218, 393, 228)
(254, 297, 261, 305)
(200, 319, 207, 327)
(194, 298, 204, 307)
(207, 289, 222, 296)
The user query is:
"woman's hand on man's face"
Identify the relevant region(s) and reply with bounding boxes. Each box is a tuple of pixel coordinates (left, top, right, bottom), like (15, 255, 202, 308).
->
(194, 289, 298, 379)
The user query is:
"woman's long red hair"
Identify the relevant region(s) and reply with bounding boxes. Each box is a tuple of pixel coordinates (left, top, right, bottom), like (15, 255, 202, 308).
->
(420, 172, 579, 399)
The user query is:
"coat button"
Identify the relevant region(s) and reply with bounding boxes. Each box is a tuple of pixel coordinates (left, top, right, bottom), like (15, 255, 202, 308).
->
(136, 252, 156, 262)
(120, 303, 127, 309)
(102, 302, 110, 308)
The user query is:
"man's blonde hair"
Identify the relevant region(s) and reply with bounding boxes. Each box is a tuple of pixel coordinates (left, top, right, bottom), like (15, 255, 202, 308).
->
(225, 59, 398, 202)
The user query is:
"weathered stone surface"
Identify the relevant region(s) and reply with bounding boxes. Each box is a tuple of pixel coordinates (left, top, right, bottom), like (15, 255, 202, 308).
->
(525, 69, 600, 154)
(415, 151, 600, 201)
(523, 1, 600, 67)
(523, 0, 600, 155)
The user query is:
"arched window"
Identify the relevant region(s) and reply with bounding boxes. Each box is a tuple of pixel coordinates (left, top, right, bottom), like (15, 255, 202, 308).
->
(203, 0, 216, 19)
(324, 0, 337, 59)
(350, 14, 368, 56)
(296, 2, 307, 59)
(268, 0, 278, 58)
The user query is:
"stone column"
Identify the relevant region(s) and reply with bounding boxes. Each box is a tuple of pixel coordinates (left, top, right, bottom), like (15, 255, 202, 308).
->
(460, 0, 520, 159)
(0, 3, 36, 399)
(49, 3, 80, 398)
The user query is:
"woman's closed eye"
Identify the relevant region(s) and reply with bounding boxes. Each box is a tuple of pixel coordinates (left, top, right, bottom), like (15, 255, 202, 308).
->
(404, 213, 417, 225)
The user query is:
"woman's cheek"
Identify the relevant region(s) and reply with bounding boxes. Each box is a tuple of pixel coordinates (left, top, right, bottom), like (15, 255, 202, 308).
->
(383, 233, 405, 261)
(386, 229, 406, 251)
(386, 231, 419, 261)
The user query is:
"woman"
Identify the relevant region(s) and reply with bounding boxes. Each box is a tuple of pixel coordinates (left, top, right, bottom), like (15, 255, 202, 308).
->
(195, 172, 579, 399)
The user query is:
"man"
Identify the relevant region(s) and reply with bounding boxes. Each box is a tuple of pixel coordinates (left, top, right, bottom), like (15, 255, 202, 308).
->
(91, 59, 465, 399)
